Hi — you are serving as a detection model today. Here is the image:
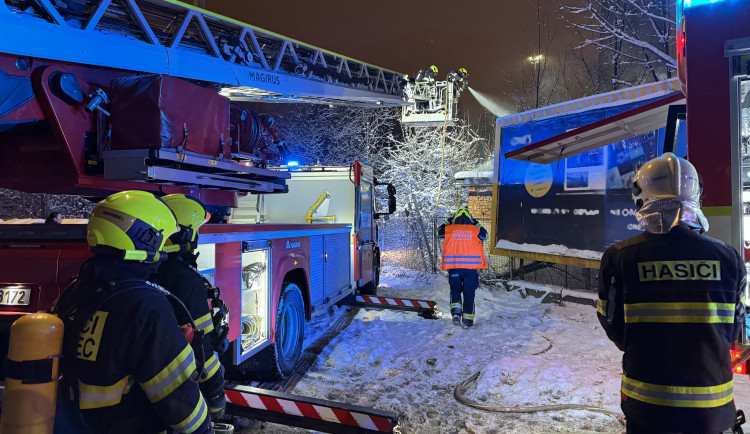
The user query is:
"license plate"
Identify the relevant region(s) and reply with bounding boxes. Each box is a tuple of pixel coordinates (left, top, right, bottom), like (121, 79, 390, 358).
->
(0, 286, 31, 306)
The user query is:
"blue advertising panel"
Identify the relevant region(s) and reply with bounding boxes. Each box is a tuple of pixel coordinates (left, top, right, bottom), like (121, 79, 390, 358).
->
(495, 99, 681, 263)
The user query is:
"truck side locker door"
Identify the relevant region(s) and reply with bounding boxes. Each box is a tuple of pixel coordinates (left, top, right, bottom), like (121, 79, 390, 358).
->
(324, 232, 351, 301)
(309, 235, 325, 307)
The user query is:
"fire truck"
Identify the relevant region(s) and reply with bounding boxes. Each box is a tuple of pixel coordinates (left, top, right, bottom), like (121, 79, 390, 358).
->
(0, 0, 444, 431)
(672, 0, 750, 372)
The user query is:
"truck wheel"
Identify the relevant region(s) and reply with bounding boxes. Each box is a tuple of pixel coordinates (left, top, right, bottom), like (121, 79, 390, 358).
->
(359, 258, 379, 296)
(257, 283, 305, 381)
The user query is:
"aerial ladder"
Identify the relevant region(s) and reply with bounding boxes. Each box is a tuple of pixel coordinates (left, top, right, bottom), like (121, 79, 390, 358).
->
(0, 0, 409, 203)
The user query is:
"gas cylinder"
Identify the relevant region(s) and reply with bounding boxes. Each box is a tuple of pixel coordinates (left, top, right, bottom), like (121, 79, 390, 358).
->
(0, 313, 64, 434)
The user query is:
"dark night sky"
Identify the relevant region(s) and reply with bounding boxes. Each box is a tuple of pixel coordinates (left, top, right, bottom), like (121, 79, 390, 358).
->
(204, 1, 578, 134)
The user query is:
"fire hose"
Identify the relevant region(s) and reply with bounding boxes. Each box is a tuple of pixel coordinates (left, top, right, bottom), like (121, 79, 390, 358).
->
(453, 336, 626, 426)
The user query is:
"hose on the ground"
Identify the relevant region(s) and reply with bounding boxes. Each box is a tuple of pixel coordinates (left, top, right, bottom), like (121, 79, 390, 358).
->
(454, 371, 625, 423)
(454, 371, 625, 425)
(453, 335, 625, 426)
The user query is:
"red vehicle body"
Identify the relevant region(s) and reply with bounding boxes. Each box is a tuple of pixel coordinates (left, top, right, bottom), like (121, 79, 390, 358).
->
(0, 0, 400, 378)
(0, 160, 391, 377)
(674, 0, 750, 366)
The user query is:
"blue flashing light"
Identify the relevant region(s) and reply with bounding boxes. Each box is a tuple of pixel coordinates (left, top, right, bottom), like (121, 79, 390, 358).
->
(684, 0, 726, 8)
(287, 161, 299, 167)
(678, 0, 727, 26)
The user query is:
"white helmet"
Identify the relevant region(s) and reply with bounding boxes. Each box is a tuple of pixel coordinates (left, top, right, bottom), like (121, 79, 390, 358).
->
(632, 152, 701, 210)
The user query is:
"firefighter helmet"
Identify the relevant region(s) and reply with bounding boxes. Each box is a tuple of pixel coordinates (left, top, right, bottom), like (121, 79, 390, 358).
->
(459, 67, 468, 76)
(430, 65, 438, 74)
(632, 152, 701, 211)
(162, 194, 208, 253)
(87, 190, 178, 262)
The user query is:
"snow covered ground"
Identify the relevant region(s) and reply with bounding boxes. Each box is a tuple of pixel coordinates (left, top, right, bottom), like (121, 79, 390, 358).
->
(241, 265, 750, 434)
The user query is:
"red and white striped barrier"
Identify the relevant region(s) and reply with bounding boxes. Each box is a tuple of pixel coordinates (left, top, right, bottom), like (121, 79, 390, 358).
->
(225, 385, 398, 434)
(356, 295, 435, 309)
(355, 295, 436, 316)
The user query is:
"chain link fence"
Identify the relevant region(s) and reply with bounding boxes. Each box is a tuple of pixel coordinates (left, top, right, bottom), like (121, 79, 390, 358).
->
(378, 214, 598, 292)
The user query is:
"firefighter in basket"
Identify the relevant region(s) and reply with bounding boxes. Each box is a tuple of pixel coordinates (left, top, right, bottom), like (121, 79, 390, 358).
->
(415, 65, 438, 85)
(437, 206, 487, 328)
(49, 190, 213, 433)
(447, 67, 469, 95)
(157, 193, 228, 422)
(597, 153, 746, 434)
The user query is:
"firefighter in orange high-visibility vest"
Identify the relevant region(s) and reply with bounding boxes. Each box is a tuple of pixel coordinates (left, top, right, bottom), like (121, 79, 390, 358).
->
(598, 153, 746, 434)
(437, 206, 487, 328)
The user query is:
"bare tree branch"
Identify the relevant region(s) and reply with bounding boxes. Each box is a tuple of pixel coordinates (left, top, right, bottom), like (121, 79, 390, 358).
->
(563, 0, 677, 88)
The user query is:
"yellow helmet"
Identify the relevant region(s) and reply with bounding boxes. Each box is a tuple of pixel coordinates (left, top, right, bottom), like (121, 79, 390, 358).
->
(459, 67, 468, 76)
(162, 194, 208, 253)
(430, 65, 438, 74)
(87, 190, 178, 263)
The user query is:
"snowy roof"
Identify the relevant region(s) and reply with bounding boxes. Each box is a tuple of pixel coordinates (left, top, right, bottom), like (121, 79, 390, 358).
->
(455, 159, 494, 185)
(454, 171, 493, 186)
(496, 77, 681, 128)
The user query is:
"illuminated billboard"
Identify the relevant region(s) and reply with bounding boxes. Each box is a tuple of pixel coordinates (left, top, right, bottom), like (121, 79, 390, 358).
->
(493, 98, 685, 267)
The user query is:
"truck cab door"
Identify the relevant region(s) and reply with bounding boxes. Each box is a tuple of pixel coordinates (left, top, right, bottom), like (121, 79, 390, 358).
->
(357, 175, 376, 287)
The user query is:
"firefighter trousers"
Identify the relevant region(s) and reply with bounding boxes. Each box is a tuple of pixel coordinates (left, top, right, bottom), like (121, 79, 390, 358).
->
(448, 268, 478, 320)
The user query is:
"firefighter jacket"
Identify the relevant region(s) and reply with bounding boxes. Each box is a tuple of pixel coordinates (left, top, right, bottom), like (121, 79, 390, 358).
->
(158, 252, 226, 419)
(597, 225, 746, 433)
(55, 256, 211, 434)
(437, 215, 488, 270)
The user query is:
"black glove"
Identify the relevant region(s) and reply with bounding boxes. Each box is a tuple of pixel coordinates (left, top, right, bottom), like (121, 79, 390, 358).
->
(210, 298, 230, 354)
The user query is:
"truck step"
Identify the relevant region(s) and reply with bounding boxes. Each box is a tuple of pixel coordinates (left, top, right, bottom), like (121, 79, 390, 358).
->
(354, 295, 438, 319)
(225, 384, 399, 434)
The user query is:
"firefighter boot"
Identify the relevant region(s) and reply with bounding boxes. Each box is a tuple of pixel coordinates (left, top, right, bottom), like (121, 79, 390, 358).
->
(731, 409, 745, 434)
(451, 308, 462, 326)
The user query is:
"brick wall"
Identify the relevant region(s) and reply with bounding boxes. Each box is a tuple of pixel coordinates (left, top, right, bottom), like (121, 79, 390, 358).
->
(467, 186, 492, 219)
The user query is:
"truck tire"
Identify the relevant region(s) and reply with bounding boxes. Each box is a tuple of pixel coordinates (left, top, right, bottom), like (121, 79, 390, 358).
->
(359, 257, 379, 296)
(255, 283, 305, 381)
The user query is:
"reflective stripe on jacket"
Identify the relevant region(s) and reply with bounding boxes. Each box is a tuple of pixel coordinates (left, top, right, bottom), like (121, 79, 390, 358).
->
(597, 225, 746, 433)
(621, 375, 733, 408)
(57, 257, 211, 434)
(441, 224, 487, 270)
(158, 255, 226, 418)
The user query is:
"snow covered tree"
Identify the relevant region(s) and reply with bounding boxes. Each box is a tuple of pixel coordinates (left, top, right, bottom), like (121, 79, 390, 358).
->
(563, 0, 676, 89)
(262, 104, 399, 166)
(268, 103, 486, 217)
(0, 189, 94, 221)
(377, 122, 485, 217)
(372, 121, 485, 272)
